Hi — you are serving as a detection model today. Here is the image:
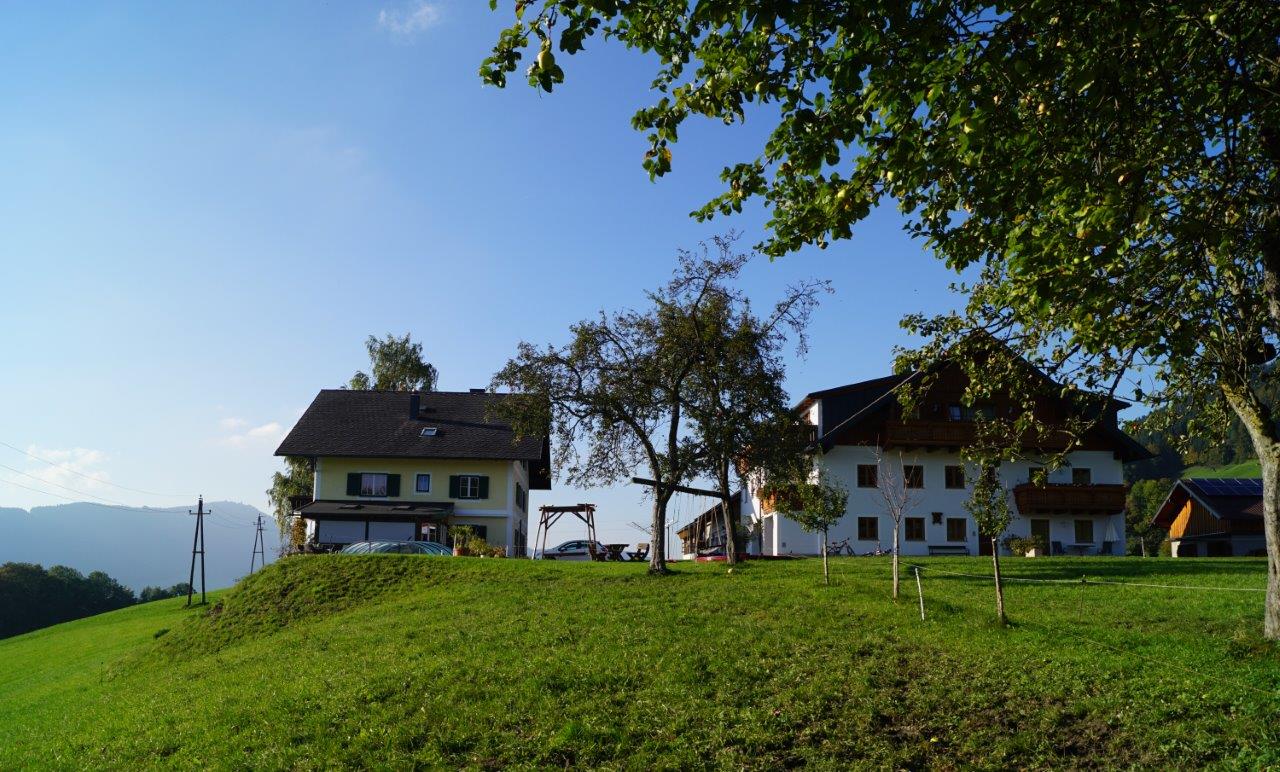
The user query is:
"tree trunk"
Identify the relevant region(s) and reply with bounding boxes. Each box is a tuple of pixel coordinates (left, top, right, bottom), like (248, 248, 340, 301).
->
(821, 527, 830, 586)
(891, 523, 900, 601)
(1223, 385, 1280, 639)
(719, 461, 737, 566)
(649, 491, 670, 574)
(991, 537, 1007, 625)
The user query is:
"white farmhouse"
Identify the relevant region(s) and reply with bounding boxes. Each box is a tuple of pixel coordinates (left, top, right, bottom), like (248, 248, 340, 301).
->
(736, 362, 1151, 558)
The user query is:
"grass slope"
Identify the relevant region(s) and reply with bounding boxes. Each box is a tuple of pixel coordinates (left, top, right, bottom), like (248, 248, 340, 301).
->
(1182, 459, 1263, 479)
(1, 556, 1278, 769)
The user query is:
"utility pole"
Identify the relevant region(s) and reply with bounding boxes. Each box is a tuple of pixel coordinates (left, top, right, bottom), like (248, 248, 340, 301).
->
(249, 514, 266, 574)
(186, 495, 207, 607)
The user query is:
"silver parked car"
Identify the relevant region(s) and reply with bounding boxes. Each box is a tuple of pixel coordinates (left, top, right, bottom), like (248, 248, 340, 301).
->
(535, 539, 607, 561)
(339, 540, 452, 556)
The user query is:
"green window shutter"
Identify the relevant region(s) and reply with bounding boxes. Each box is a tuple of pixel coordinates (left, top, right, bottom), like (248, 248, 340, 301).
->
(448, 475, 460, 498)
(478, 476, 489, 499)
(346, 473, 361, 496)
(386, 474, 401, 497)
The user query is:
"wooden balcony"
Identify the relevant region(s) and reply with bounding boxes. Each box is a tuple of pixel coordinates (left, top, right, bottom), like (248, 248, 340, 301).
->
(288, 494, 314, 514)
(884, 420, 1075, 452)
(884, 419, 978, 448)
(1013, 483, 1127, 515)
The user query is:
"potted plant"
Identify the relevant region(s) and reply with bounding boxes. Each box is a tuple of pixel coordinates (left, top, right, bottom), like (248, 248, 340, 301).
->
(451, 526, 474, 557)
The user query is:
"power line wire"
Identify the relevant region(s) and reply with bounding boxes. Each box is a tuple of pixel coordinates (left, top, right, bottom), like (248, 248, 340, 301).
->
(0, 466, 263, 525)
(0, 473, 191, 516)
(0, 459, 139, 508)
(909, 563, 1266, 593)
(0, 440, 188, 498)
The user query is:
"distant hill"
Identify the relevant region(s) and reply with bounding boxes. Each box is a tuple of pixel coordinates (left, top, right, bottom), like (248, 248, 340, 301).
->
(1181, 459, 1263, 479)
(0, 501, 278, 591)
(1125, 385, 1278, 482)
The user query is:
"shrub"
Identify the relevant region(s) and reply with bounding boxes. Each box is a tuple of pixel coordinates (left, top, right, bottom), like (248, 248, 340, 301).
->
(1003, 534, 1046, 556)
(451, 527, 483, 556)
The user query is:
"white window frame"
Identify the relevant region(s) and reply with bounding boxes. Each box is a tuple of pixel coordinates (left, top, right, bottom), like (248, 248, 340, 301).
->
(459, 475, 481, 499)
(360, 473, 388, 497)
(416, 473, 432, 493)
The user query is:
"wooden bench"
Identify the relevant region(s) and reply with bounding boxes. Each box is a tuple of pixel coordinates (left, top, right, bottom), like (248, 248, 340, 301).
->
(927, 545, 970, 556)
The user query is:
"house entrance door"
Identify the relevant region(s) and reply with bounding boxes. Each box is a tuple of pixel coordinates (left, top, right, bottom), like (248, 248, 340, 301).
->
(1030, 519, 1051, 552)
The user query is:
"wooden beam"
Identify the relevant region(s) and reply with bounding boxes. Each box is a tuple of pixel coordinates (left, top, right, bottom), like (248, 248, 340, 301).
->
(631, 477, 725, 499)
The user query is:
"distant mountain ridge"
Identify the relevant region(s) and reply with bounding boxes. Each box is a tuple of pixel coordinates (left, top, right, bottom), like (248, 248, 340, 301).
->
(0, 501, 279, 591)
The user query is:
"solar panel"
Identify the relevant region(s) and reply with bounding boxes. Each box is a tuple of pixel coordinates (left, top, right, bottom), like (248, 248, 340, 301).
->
(1188, 478, 1262, 498)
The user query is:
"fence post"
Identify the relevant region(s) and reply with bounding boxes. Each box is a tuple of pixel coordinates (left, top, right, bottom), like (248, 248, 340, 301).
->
(913, 566, 926, 621)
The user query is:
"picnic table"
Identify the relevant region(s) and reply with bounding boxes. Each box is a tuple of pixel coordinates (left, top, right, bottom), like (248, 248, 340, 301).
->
(605, 543, 630, 561)
(1068, 543, 1093, 556)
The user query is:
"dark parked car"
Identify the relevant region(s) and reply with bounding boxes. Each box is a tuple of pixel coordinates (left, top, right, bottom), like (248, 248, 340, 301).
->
(534, 539, 607, 561)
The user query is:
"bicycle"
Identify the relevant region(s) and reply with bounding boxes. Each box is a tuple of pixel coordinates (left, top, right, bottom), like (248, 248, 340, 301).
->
(826, 537, 855, 556)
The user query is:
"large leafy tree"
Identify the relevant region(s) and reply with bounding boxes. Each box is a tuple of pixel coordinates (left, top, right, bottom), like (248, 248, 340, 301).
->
(0, 563, 136, 639)
(1126, 478, 1175, 557)
(267, 455, 315, 546)
(349, 333, 438, 392)
(663, 235, 828, 564)
(482, 2, 1280, 638)
(493, 240, 819, 571)
(491, 304, 695, 574)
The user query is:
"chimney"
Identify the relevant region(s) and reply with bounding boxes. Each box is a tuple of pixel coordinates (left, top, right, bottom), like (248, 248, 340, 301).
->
(409, 394, 421, 419)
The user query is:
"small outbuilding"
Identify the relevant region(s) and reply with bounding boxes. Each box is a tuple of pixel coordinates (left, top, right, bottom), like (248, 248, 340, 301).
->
(1151, 478, 1266, 557)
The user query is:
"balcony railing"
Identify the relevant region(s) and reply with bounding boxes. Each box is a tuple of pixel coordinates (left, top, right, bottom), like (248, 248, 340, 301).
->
(1012, 483, 1127, 515)
(884, 420, 978, 448)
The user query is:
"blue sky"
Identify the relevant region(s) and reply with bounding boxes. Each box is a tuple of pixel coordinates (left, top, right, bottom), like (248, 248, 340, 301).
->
(0, 2, 971, 549)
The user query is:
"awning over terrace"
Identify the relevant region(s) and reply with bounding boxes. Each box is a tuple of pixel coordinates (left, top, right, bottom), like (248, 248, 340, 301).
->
(298, 500, 455, 521)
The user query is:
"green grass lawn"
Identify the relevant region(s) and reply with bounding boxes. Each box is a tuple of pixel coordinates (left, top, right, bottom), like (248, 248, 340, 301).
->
(1182, 459, 1263, 478)
(1, 556, 1277, 769)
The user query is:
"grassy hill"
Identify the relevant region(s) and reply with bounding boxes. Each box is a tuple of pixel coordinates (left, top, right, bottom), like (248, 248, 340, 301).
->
(1, 556, 1277, 768)
(1182, 459, 1263, 479)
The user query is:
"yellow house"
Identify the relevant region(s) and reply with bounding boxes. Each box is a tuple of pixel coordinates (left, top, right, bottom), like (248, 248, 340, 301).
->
(275, 389, 550, 555)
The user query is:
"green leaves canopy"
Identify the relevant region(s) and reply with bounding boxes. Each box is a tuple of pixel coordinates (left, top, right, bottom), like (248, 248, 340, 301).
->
(483, 0, 1280, 439)
(350, 333, 438, 392)
(773, 472, 848, 537)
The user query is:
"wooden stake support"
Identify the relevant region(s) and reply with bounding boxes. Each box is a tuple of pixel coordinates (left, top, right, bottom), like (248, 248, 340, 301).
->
(914, 566, 926, 621)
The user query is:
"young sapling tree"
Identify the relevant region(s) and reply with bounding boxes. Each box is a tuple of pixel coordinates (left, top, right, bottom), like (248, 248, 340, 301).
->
(775, 471, 848, 586)
(965, 466, 1014, 625)
(874, 449, 923, 601)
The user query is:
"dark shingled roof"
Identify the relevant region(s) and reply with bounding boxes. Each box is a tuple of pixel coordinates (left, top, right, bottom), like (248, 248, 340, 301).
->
(275, 390, 546, 462)
(799, 365, 1150, 461)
